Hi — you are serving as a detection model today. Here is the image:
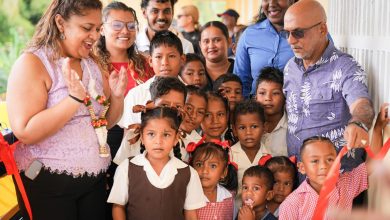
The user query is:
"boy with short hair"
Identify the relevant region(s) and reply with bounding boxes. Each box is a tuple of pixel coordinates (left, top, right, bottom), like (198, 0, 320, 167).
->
(255, 67, 288, 156)
(117, 30, 186, 128)
(114, 76, 187, 165)
(238, 166, 277, 220)
(279, 136, 370, 219)
(213, 73, 243, 113)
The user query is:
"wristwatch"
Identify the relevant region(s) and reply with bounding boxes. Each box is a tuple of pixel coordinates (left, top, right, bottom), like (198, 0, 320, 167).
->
(348, 121, 369, 132)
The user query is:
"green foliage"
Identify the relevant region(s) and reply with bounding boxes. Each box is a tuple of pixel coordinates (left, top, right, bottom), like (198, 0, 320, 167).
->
(20, 0, 50, 25)
(0, 28, 29, 94)
(0, 0, 48, 94)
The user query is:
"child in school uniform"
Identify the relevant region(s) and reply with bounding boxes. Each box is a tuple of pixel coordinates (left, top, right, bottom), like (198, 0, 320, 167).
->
(179, 85, 208, 162)
(264, 156, 297, 218)
(180, 54, 208, 89)
(200, 91, 236, 145)
(279, 136, 374, 219)
(190, 142, 238, 220)
(213, 73, 244, 115)
(117, 30, 186, 127)
(255, 67, 288, 156)
(238, 166, 277, 220)
(231, 100, 271, 207)
(108, 107, 206, 220)
(113, 76, 187, 164)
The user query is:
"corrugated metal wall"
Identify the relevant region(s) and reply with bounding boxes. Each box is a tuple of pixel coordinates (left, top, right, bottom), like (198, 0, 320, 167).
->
(329, 0, 390, 112)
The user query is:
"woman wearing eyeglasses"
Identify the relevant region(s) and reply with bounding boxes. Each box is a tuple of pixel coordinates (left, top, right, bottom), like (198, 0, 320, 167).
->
(95, 2, 154, 96)
(233, 0, 296, 98)
(93, 4, 154, 218)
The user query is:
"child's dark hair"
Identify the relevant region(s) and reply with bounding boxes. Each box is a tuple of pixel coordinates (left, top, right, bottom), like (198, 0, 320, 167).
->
(200, 21, 229, 41)
(190, 142, 237, 191)
(186, 85, 207, 103)
(150, 76, 187, 101)
(255, 67, 284, 94)
(150, 30, 183, 55)
(300, 136, 336, 158)
(213, 73, 243, 93)
(243, 166, 274, 191)
(265, 156, 298, 189)
(140, 107, 183, 159)
(233, 99, 265, 126)
(141, 0, 177, 9)
(181, 53, 206, 75)
(205, 91, 236, 144)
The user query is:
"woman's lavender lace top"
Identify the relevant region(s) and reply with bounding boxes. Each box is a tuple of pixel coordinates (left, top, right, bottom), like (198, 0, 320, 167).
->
(14, 48, 111, 177)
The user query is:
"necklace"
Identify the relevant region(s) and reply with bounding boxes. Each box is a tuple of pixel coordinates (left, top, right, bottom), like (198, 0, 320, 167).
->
(84, 61, 110, 158)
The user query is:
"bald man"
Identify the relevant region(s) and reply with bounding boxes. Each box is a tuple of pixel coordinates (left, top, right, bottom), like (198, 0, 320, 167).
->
(282, 0, 374, 166)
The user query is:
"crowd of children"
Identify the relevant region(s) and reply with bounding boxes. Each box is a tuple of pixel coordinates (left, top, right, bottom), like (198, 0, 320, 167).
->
(104, 26, 384, 220)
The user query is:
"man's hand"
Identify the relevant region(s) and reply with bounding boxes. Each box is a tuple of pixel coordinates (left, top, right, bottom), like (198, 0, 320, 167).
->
(344, 123, 369, 149)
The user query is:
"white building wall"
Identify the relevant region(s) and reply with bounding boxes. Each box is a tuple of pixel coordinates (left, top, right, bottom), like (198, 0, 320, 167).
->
(328, 0, 390, 213)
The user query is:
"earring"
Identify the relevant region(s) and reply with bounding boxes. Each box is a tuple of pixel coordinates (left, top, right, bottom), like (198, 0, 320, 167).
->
(60, 33, 65, 40)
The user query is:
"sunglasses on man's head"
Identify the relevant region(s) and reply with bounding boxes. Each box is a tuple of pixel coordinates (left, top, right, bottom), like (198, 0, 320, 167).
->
(105, 20, 137, 31)
(281, 22, 322, 39)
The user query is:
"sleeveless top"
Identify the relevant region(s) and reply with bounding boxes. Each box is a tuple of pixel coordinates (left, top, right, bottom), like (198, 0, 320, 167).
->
(127, 161, 190, 220)
(14, 48, 111, 177)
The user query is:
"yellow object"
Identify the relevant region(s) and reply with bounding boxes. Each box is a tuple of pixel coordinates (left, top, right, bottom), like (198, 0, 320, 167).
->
(0, 101, 9, 130)
(0, 175, 18, 219)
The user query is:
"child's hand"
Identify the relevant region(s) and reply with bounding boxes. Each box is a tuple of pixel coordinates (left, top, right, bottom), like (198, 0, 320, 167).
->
(374, 103, 390, 130)
(238, 205, 255, 220)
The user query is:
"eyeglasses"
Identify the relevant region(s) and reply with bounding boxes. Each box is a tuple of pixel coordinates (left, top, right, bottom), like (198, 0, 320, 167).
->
(281, 22, 322, 39)
(105, 20, 137, 31)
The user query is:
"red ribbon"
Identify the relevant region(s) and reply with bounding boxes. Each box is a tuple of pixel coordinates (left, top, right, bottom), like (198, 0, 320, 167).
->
(0, 134, 33, 220)
(313, 138, 390, 219)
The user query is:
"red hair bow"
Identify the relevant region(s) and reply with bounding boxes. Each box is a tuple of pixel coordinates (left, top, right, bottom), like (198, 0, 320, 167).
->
(186, 136, 207, 153)
(258, 154, 273, 166)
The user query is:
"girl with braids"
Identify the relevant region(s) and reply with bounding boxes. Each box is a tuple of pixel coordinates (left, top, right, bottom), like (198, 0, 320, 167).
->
(108, 107, 206, 220)
(94, 1, 154, 96)
(7, 0, 127, 219)
(190, 142, 238, 220)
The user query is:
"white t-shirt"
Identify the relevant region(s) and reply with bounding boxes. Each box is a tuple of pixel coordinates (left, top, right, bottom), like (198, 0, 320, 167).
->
(231, 142, 270, 207)
(108, 152, 206, 210)
(117, 76, 155, 128)
(136, 27, 194, 54)
(261, 112, 288, 156)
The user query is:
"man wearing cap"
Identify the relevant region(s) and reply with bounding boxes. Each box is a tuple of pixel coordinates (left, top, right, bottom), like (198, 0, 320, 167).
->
(218, 9, 240, 57)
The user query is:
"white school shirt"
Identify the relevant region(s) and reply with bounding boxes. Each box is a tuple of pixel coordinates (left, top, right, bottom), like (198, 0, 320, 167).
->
(136, 27, 194, 54)
(107, 152, 206, 210)
(231, 142, 270, 207)
(113, 128, 141, 165)
(261, 112, 288, 156)
(117, 76, 155, 128)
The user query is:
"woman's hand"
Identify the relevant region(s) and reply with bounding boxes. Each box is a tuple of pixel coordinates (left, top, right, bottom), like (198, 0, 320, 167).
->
(109, 66, 127, 98)
(62, 57, 86, 100)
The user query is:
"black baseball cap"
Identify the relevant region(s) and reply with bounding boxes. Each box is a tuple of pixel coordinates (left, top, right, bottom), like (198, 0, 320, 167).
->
(217, 9, 240, 19)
